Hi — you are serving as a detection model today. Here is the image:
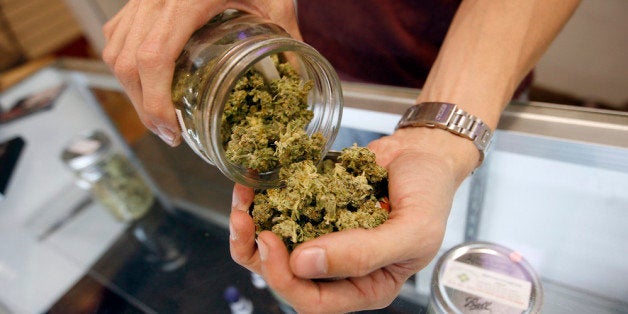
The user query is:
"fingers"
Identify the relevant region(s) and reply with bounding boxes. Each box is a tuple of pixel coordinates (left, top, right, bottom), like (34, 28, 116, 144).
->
(102, 0, 138, 42)
(229, 182, 405, 312)
(102, 0, 303, 147)
(102, 0, 223, 146)
(230, 0, 301, 40)
(228, 185, 399, 312)
(229, 182, 421, 312)
(232, 183, 255, 212)
(261, 0, 302, 40)
(229, 209, 260, 272)
(110, 1, 164, 132)
(134, 1, 220, 144)
(256, 231, 303, 289)
(102, 0, 169, 142)
(102, 0, 142, 103)
(289, 221, 428, 280)
(257, 231, 401, 313)
(290, 148, 450, 280)
(230, 183, 259, 272)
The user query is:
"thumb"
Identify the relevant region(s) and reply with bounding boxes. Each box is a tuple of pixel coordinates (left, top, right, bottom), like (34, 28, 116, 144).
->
(288, 218, 439, 279)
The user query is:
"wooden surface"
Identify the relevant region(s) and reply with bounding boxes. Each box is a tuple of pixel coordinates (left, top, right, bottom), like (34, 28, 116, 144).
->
(91, 87, 148, 144)
(0, 0, 82, 59)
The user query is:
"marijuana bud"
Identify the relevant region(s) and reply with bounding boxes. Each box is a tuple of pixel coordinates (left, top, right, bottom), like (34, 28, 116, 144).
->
(222, 56, 322, 173)
(252, 146, 389, 251)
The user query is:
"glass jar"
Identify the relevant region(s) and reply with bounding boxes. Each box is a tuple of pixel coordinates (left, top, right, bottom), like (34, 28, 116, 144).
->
(172, 10, 343, 189)
(61, 130, 154, 222)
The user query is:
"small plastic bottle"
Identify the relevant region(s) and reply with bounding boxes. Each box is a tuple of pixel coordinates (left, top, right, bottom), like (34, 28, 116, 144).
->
(223, 286, 253, 314)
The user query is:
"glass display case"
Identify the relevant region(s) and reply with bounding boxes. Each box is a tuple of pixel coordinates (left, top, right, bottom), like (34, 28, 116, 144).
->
(0, 61, 626, 313)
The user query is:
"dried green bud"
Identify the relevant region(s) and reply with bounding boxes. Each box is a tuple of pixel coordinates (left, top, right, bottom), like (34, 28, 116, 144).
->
(339, 144, 388, 184)
(221, 58, 322, 173)
(252, 148, 389, 251)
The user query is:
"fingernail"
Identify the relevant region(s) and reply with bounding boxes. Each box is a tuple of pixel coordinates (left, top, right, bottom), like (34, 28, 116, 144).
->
(232, 188, 247, 212)
(296, 247, 327, 277)
(229, 222, 237, 241)
(257, 238, 268, 261)
(157, 126, 176, 146)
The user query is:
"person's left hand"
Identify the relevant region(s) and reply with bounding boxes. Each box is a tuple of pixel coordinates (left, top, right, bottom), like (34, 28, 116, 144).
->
(229, 127, 477, 313)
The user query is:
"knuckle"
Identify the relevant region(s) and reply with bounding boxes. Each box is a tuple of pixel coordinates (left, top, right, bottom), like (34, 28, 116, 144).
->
(135, 45, 167, 68)
(113, 57, 138, 84)
(101, 46, 117, 66)
(141, 101, 167, 121)
(102, 21, 114, 38)
(112, 56, 138, 82)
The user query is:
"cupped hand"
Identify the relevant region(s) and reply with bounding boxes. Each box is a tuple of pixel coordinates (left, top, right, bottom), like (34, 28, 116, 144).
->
(102, 0, 301, 146)
(229, 127, 478, 313)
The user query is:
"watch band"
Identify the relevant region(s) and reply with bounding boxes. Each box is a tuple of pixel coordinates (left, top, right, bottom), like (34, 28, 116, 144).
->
(395, 102, 493, 164)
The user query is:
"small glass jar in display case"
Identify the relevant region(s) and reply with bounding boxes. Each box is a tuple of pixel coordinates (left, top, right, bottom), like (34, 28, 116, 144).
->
(61, 130, 154, 222)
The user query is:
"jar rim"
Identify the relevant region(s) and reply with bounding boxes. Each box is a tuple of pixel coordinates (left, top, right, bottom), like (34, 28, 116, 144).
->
(198, 36, 343, 188)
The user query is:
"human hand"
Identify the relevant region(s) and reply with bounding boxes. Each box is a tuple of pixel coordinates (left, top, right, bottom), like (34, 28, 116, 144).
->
(229, 127, 478, 313)
(102, 0, 301, 146)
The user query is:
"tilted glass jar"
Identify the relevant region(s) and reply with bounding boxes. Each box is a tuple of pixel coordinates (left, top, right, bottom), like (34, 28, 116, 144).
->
(172, 10, 343, 189)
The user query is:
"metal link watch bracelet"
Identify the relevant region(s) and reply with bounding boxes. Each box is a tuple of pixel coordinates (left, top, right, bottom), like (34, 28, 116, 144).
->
(395, 102, 493, 164)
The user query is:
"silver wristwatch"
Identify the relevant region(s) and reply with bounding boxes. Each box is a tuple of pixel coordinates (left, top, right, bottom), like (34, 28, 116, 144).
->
(395, 102, 493, 163)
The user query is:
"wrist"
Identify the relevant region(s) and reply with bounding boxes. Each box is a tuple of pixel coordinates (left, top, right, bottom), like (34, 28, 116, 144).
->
(396, 102, 493, 167)
(391, 127, 480, 185)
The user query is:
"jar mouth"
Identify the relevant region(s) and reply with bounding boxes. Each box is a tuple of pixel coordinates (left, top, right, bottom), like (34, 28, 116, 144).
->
(199, 37, 343, 189)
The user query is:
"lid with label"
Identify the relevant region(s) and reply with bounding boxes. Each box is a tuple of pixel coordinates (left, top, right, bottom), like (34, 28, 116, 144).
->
(430, 241, 542, 314)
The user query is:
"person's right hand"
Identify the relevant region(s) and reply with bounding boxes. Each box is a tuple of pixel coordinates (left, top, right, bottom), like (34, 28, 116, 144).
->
(102, 0, 301, 146)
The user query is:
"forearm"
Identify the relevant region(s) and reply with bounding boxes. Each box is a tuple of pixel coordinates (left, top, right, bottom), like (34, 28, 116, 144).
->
(393, 0, 580, 182)
(418, 0, 580, 129)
